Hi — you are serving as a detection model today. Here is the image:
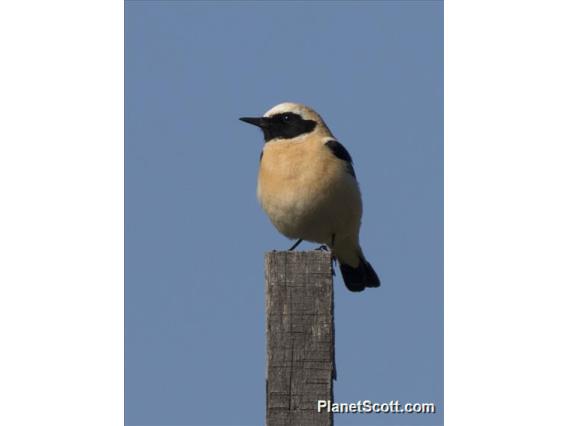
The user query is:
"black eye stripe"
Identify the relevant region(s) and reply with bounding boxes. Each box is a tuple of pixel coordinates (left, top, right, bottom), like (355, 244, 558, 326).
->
(260, 112, 316, 142)
(271, 112, 299, 122)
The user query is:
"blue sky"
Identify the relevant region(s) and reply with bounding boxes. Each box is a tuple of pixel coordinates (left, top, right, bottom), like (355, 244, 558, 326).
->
(125, 1, 443, 425)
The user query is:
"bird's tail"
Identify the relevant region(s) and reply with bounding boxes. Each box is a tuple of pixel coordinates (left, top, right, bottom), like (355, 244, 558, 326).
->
(339, 255, 380, 292)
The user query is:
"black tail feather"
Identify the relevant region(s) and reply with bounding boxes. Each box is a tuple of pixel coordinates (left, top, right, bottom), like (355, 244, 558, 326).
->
(339, 258, 380, 292)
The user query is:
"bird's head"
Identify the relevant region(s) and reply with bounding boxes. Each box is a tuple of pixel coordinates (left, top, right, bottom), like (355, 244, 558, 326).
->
(240, 102, 330, 143)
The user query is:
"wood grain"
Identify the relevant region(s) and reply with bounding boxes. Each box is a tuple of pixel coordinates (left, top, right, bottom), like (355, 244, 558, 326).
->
(265, 251, 334, 426)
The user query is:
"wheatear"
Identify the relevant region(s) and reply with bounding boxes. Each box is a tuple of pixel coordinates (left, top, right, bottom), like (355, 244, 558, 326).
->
(240, 102, 380, 292)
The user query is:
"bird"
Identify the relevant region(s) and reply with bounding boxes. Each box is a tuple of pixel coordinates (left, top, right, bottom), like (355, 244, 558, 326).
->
(239, 102, 380, 292)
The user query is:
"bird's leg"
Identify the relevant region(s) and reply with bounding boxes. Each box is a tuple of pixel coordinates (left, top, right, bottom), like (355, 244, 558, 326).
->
(316, 233, 334, 252)
(288, 239, 303, 251)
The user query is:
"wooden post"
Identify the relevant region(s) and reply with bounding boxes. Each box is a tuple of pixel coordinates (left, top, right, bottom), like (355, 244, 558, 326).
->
(265, 251, 334, 426)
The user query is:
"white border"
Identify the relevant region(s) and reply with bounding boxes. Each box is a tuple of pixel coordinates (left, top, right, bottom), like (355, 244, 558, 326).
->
(0, 1, 123, 425)
(446, 1, 568, 425)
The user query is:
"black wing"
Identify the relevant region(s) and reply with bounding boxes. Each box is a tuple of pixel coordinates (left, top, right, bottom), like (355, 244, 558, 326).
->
(325, 140, 356, 178)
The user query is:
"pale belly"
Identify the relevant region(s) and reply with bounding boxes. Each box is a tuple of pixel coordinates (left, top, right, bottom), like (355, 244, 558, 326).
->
(257, 143, 362, 245)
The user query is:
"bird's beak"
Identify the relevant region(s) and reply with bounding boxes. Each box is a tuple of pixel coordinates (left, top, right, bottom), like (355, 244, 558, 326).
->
(239, 116, 268, 128)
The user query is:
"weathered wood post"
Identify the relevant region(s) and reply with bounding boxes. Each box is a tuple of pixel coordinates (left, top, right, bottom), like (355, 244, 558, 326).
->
(265, 251, 335, 426)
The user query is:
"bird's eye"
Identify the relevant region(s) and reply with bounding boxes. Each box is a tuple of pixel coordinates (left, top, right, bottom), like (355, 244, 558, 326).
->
(282, 114, 290, 122)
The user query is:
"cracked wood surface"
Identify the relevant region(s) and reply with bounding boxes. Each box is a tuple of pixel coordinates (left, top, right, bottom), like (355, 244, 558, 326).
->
(265, 251, 334, 426)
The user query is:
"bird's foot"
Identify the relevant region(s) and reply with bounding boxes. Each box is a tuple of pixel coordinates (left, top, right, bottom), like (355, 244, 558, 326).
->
(316, 245, 329, 252)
